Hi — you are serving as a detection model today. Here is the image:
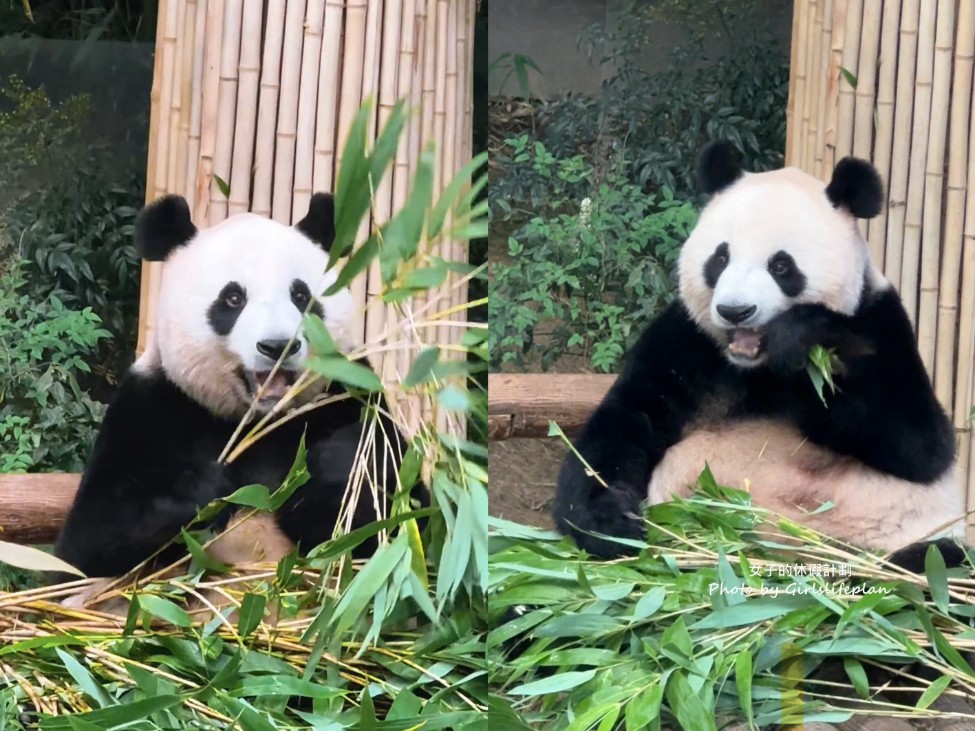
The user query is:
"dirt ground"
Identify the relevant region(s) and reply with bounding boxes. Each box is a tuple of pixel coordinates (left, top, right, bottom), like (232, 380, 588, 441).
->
(489, 438, 565, 529)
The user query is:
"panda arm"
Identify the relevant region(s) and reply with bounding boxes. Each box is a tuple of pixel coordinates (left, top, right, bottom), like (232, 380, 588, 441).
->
(54, 375, 232, 578)
(553, 301, 730, 556)
(763, 289, 956, 483)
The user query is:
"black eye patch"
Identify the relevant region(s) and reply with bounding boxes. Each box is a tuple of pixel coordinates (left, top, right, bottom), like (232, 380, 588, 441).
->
(207, 281, 246, 336)
(767, 251, 806, 297)
(703, 242, 730, 289)
(291, 279, 323, 318)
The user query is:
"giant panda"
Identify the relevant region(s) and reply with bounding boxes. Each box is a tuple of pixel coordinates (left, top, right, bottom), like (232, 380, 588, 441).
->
(553, 141, 966, 569)
(54, 193, 422, 585)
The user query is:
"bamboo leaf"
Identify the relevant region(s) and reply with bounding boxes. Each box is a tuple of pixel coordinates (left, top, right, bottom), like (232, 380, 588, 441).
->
(237, 593, 267, 637)
(306, 355, 383, 392)
(0, 540, 85, 576)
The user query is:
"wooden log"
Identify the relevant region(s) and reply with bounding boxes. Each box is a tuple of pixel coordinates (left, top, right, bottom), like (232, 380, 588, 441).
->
(0, 474, 80, 545)
(488, 373, 614, 440)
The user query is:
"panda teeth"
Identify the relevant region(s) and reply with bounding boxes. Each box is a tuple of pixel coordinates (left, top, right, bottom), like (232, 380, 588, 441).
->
(728, 328, 766, 359)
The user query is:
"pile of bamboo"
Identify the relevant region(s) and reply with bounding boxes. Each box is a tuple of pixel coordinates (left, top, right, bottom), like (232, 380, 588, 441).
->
(786, 0, 975, 534)
(137, 0, 475, 432)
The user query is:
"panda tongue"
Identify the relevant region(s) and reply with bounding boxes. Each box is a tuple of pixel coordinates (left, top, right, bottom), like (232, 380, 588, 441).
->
(258, 371, 292, 399)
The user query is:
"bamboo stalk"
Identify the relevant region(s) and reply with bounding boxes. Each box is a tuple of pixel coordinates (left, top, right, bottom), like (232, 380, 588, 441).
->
(812, 0, 833, 179)
(174, 0, 196, 207)
(207, 0, 242, 225)
(822, 0, 846, 176)
(899, 0, 936, 330)
(153, 0, 179, 200)
(800, 0, 820, 172)
(271, 0, 308, 224)
(184, 0, 207, 213)
(852, 0, 879, 161)
(227, 0, 263, 216)
(368, 0, 403, 382)
(312, 0, 346, 193)
(867, 0, 900, 259)
(790, 0, 809, 168)
(834, 0, 861, 162)
(292, 0, 326, 221)
(916, 0, 955, 385)
(884, 0, 921, 289)
(251, 1, 287, 218)
(136, 0, 170, 358)
(166, 0, 186, 196)
(337, 0, 368, 346)
(195, 0, 226, 223)
(393, 0, 418, 389)
(950, 1, 975, 431)
(785, 0, 801, 164)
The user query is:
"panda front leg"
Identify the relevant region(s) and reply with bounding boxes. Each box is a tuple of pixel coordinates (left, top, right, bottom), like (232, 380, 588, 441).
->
(762, 289, 956, 485)
(553, 301, 732, 557)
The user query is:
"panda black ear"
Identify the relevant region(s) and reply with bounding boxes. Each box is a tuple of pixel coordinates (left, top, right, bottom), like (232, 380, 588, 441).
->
(295, 193, 336, 252)
(696, 141, 743, 195)
(135, 195, 197, 261)
(825, 157, 884, 219)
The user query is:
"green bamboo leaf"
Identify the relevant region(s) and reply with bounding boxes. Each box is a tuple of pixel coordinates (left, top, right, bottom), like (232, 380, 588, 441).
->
(429, 151, 488, 239)
(303, 313, 338, 356)
(509, 669, 596, 696)
(380, 145, 436, 283)
(223, 484, 273, 510)
(306, 355, 383, 392)
(735, 650, 753, 723)
(0, 539, 85, 576)
(925, 543, 950, 613)
(138, 594, 192, 628)
(325, 234, 380, 296)
(329, 533, 409, 638)
(843, 656, 870, 699)
(213, 173, 230, 198)
(916, 674, 952, 710)
(666, 671, 717, 731)
(237, 593, 267, 637)
(56, 649, 113, 708)
(404, 346, 441, 387)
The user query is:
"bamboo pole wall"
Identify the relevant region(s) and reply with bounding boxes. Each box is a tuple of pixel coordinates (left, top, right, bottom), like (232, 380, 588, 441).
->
(136, 0, 476, 434)
(786, 0, 975, 538)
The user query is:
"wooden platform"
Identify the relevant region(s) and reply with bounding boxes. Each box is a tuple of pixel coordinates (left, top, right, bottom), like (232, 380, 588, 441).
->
(0, 473, 80, 544)
(488, 373, 614, 440)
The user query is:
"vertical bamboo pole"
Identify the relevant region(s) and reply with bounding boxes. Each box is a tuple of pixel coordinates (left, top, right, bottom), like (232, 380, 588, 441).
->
(208, 0, 242, 226)
(227, 0, 263, 217)
(790, 0, 809, 168)
(336, 0, 368, 344)
(868, 0, 900, 260)
(194, 0, 225, 223)
(812, 0, 832, 180)
(137, 0, 170, 357)
(822, 0, 845, 176)
(958, 36, 975, 536)
(785, 0, 803, 166)
(942, 2, 975, 526)
(899, 0, 936, 329)
(271, 0, 307, 224)
(312, 1, 346, 193)
(834, 0, 861, 162)
(916, 0, 955, 380)
(884, 0, 921, 290)
(292, 1, 326, 221)
(251, 3, 286, 218)
(166, 0, 186, 197)
(174, 0, 197, 211)
(800, 0, 820, 172)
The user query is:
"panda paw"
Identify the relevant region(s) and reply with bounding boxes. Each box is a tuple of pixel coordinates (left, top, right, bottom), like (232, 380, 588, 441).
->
(555, 482, 646, 558)
(764, 304, 858, 374)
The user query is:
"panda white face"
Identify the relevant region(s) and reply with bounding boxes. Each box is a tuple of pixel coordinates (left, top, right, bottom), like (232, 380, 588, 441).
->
(678, 166, 874, 368)
(139, 205, 355, 419)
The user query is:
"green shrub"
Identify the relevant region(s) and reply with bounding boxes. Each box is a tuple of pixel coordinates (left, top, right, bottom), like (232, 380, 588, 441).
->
(490, 140, 697, 372)
(0, 267, 110, 472)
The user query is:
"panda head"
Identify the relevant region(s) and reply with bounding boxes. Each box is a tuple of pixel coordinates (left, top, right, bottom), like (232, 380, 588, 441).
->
(134, 194, 355, 419)
(678, 141, 885, 368)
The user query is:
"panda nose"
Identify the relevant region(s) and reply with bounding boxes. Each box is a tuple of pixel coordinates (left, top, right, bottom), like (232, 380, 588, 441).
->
(716, 304, 757, 325)
(256, 339, 301, 361)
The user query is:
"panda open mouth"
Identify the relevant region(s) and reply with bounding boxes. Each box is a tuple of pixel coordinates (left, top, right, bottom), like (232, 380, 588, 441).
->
(727, 328, 766, 360)
(245, 369, 299, 401)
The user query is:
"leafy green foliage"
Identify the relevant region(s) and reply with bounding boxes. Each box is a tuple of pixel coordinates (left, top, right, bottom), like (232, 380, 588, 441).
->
(488, 471, 975, 728)
(489, 52, 543, 98)
(490, 141, 696, 372)
(0, 267, 109, 472)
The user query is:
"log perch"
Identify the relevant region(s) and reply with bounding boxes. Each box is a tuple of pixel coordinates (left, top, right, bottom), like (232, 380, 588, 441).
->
(488, 373, 615, 440)
(0, 473, 80, 544)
